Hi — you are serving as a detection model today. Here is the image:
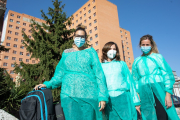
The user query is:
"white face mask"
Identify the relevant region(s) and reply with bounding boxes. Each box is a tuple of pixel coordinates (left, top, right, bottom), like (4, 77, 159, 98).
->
(107, 50, 117, 59)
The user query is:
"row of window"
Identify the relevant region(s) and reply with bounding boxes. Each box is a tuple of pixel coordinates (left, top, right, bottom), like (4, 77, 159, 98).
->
(8, 31, 32, 38)
(75, 1, 95, 18)
(3, 59, 36, 65)
(71, 19, 97, 28)
(74, 12, 96, 22)
(7, 37, 27, 43)
(4, 50, 30, 55)
(9, 19, 32, 27)
(121, 35, 128, 40)
(6, 43, 25, 48)
(91, 41, 98, 47)
(10, 13, 21, 19)
(89, 26, 97, 34)
(120, 30, 128, 35)
(89, 34, 98, 41)
(9, 24, 32, 32)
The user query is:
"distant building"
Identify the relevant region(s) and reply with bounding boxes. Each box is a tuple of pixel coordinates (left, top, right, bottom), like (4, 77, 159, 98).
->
(0, 0, 7, 40)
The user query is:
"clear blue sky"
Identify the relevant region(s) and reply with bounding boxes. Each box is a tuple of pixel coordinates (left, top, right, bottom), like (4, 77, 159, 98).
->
(5, 0, 180, 76)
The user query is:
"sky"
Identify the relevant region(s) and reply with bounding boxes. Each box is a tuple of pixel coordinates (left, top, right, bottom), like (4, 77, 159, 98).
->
(5, 0, 180, 76)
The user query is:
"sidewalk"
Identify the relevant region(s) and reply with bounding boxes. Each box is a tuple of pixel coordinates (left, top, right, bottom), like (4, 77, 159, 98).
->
(0, 109, 18, 120)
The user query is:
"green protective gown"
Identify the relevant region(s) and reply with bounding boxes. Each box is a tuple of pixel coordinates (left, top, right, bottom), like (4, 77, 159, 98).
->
(132, 53, 179, 120)
(43, 47, 109, 120)
(101, 60, 140, 120)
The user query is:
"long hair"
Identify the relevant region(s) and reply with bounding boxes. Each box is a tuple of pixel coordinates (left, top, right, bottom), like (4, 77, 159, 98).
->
(101, 42, 121, 62)
(139, 34, 159, 55)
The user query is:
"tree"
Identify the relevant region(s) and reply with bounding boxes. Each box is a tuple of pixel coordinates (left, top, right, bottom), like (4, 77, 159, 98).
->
(14, 0, 75, 101)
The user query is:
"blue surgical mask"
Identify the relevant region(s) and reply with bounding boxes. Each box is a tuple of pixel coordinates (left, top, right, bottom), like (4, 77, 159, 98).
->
(74, 37, 85, 48)
(141, 46, 151, 54)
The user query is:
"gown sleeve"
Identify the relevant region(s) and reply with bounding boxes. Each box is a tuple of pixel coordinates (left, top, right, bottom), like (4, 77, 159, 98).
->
(156, 54, 175, 94)
(90, 48, 109, 102)
(132, 59, 141, 94)
(43, 52, 65, 90)
(123, 62, 141, 106)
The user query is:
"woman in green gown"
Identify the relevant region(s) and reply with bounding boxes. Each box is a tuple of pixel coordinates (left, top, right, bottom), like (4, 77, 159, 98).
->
(101, 42, 141, 120)
(132, 34, 179, 120)
(34, 25, 109, 120)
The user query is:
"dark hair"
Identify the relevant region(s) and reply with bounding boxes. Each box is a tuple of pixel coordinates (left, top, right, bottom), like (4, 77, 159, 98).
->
(74, 24, 87, 40)
(139, 34, 159, 54)
(101, 42, 121, 62)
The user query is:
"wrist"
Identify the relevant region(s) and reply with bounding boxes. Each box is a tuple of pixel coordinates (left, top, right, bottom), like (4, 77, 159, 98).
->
(166, 92, 171, 97)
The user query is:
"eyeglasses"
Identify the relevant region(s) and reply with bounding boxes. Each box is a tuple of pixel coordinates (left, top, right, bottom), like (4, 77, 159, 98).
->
(74, 34, 85, 38)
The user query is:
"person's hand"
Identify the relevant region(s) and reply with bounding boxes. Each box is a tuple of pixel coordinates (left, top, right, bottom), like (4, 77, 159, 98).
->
(165, 92, 172, 109)
(34, 84, 46, 90)
(135, 105, 141, 115)
(99, 101, 106, 111)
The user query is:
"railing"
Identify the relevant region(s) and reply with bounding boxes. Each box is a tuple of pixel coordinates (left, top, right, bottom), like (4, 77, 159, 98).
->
(173, 80, 180, 107)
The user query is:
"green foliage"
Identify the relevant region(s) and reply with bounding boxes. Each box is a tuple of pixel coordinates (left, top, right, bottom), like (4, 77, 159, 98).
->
(14, 0, 75, 101)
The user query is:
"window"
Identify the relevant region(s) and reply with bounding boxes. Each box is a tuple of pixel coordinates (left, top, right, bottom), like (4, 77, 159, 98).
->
(10, 19, 13, 22)
(5, 50, 9, 53)
(92, 0, 95, 3)
(94, 19, 97, 23)
(128, 57, 131, 60)
(80, 17, 82, 20)
(13, 50, 17, 54)
(89, 16, 91, 20)
(3, 63, 7, 66)
(96, 49, 99, 53)
(127, 47, 129, 50)
(84, 20, 86, 23)
(7, 36, 11, 40)
(14, 38, 18, 41)
(19, 65, 23, 68)
(128, 52, 130, 55)
(91, 44, 93, 47)
(88, 4, 90, 7)
(6, 43, 10, 46)
(76, 14, 78, 17)
(11, 64, 15, 67)
(12, 57, 16, 60)
(90, 37, 93, 41)
(10, 70, 14, 74)
(125, 32, 127, 35)
(93, 6, 96, 10)
(8, 30, 12, 34)
(10, 13, 14, 16)
(22, 34, 24, 37)
(84, 7, 86, 11)
(15, 32, 19, 35)
(95, 34, 98, 38)
(21, 40, 24, 43)
(69, 26, 71, 29)
(93, 12, 96, 17)
(28, 35, 31, 39)
(26, 53, 30, 56)
(89, 30, 92, 34)
(124, 56, 126, 60)
(126, 42, 128, 45)
(20, 52, 23, 55)
(19, 58, 23, 61)
(76, 20, 78, 23)
(9, 24, 13, 28)
(94, 26, 97, 31)
(29, 30, 32, 33)
(29, 24, 32, 27)
(80, 11, 82, 14)
(16, 26, 19, 30)
(13, 44, 17, 48)
(4, 56, 8, 59)
(32, 60, 35, 63)
(10, 78, 13, 81)
(95, 41, 98, 46)
(26, 59, 29, 62)
(20, 46, 24, 49)
(121, 35, 123, 38)
(17, 15, 21, 18)
(16, 21, 20, 24)
(23, 23, 26, 26)
(72, 23, 74, 26)
(22, 28, 26, 31)
(84, 13, 86, 17)
(120, 30, 122, 33)
(126, 37, 128, 40)
(89, 23, 92, 27)
(88, 10, 91, 14)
